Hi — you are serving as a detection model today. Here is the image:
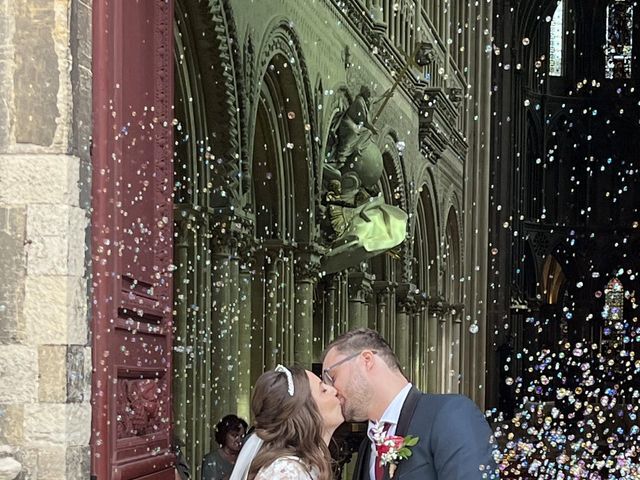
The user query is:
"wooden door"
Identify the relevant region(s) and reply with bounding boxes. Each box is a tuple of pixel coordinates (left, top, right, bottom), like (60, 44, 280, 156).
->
(91, 1, 174, 479)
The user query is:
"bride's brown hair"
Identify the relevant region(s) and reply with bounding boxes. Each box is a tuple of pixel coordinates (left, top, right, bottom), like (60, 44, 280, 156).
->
(248, 365, 332, 480)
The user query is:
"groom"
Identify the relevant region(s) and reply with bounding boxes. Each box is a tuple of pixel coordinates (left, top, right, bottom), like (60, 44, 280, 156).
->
(322, 328, 496, 480)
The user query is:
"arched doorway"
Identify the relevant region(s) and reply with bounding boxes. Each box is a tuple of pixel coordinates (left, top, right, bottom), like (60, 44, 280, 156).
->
(246, 21, 318, 380)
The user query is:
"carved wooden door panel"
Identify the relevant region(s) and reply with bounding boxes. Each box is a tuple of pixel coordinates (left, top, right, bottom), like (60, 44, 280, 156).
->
(91, 1, 174, 479)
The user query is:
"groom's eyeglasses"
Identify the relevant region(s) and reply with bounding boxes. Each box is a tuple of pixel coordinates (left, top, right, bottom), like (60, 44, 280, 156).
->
(323, 350, 377, 386)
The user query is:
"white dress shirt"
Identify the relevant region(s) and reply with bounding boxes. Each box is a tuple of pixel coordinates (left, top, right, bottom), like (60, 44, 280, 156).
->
(367, 383, 413, 480)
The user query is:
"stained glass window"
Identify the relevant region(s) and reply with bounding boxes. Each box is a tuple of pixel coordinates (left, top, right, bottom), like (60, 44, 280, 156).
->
(605, 0, 634, 79)
(603, 277, 624, 333)
(549, 0, 564, 77)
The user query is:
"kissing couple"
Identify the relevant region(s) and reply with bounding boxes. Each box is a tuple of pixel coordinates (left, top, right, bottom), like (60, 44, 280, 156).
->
(230, 328, 496, 480)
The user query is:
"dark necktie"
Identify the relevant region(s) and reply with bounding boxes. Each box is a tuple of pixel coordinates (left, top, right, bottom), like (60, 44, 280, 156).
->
(372, 422, 391, 480)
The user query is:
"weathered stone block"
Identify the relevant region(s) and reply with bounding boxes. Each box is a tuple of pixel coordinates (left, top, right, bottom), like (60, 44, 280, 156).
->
(0, 404, 24, 444)
(13, 0, 60, 147)
(24, 275, 88, 345)
(70, 0, 93, 164)
(67, 206, 88, 278)
(26, 205, 70, 238)
(0, 207, 26, 344)
(37, 446, 65, 479)
(38, 345, 67, 402)
(26, 235, 68, 276)
(0, 346, 37, 403)
(23, 404, 66, 447)
(65, 403, 91, 446)
(66, 276, 88, 346)
(0, 0, 16, 153)
(66, 346, 91, 403)
(25, 204, 88, 277)
(0, 155, 79, 207)
(23, 276, 68, 345)
(65, 446, 89, 480)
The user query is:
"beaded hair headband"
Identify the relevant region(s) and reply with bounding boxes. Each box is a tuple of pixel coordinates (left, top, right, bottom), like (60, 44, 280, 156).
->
(274, 364, 295, 396)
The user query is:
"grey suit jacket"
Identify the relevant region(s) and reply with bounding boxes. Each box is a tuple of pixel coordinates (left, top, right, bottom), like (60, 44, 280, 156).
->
(353, 387, 496, 480)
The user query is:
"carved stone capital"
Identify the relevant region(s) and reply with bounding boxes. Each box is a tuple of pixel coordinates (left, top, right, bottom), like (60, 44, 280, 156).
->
(348, 271, 375, 303)
(396, 283, 418, 313)
(209, 207, 254, 250)
(427, 295, 446, 316)
(294, 243, 326, 281)
(373, 280, 394, 296)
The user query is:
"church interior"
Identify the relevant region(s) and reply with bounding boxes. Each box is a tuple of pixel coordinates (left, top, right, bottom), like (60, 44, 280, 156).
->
(0, 0, 638, 478)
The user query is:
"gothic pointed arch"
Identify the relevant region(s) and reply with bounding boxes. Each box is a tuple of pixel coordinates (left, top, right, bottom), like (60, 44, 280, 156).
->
(541, 253, 567, 305)
(248, 19, 318, 243)
(517, 0, 565, 42)
(172, 1, 248, 474)
(244, 20, 320, 390)
(175, 0, 244, 207)
(443, 205, 462, 304)
(413, 178, 440, 298)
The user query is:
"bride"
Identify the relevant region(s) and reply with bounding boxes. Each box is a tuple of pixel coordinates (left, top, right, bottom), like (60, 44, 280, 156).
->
(230, 365, 344, 480)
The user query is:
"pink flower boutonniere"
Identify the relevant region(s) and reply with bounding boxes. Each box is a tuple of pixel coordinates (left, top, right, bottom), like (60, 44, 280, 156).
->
(371, 423, 420, 479)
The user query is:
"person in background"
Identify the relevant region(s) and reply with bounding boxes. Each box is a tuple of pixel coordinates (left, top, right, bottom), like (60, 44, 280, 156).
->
(201, 414, 248, 480)
(174, 436, 191, 480)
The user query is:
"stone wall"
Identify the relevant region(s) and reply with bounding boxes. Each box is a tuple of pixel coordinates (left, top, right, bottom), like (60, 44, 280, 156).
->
(227, 0, 492, 405)
(0, 0, 92, 479)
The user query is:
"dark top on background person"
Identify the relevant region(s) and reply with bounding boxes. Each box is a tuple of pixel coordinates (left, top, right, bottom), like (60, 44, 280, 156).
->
(201, 414, 248, 480)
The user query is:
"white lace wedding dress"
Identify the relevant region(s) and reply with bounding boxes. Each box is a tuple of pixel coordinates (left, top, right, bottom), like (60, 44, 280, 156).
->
(254, 456, 317, 480)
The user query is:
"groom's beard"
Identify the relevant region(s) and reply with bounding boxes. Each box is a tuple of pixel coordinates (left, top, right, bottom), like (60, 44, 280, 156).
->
(341, 372, 371, 422)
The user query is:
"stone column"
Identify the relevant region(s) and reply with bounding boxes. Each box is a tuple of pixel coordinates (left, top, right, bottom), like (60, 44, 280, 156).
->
(227, 240, 241, 413)
(427, 299, 444, 393)
(395, 283, 416, 374)
(172, 217, 190, 445)
(197, 222, 214, 463)
(264, 256, 281, 370)
(294, 248, 322, 366)
(323, 276, 338, 345)
(348, 272, 374, 329)
(211, 242, 233, 416)
(412, 299, 426, 388)
(373, 282, 390, 335)
(450, 304, 463, 394)
(438, 303, 450, 393)
(236, 258, 253, 422)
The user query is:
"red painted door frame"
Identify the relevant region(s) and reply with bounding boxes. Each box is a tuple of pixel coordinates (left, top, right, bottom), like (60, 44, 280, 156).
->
(91, 1, 174, 479)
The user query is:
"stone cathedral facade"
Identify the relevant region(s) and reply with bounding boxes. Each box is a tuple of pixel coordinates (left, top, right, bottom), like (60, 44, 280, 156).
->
(0, 0, 493, 478)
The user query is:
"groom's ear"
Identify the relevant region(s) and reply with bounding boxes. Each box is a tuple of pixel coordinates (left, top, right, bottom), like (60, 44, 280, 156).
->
(361, 350, 376, 370)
